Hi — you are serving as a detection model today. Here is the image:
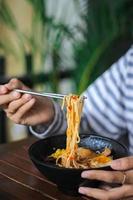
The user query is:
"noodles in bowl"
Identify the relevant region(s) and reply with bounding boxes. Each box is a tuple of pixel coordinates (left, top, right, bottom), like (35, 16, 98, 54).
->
(29, 134, 128, 195)
(29, 94, 128, 195)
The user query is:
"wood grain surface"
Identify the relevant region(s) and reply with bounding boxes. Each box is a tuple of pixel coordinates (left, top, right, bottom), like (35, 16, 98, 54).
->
(0, 137, 92, 200)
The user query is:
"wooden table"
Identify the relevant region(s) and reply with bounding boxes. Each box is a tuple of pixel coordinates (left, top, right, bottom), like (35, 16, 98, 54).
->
(0, 136, 91, 200)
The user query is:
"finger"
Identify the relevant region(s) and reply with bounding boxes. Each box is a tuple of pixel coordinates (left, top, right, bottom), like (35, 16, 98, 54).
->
(0, 91, 21, 107)
(9, 98, 35, 125)
(0, 85, 9, 94)
(5, 78, 28, 90)
(7, 94, 33, 114)
(79, 185, 133, 200)
(81, 170, 125, 184)
(79, 187, 109, 200)
(125, 170, 133, 184)
(111, 156, 133, 170)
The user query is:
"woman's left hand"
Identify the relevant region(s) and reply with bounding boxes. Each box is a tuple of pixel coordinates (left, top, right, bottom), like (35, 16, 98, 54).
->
(78, 156, 133, 200)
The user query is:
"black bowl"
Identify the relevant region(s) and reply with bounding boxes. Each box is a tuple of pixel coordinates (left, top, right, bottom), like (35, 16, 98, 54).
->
(28, 134, 128, 196)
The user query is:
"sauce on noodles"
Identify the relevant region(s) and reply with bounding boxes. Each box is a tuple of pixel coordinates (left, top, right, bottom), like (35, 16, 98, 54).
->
(50, 94, 112, 169)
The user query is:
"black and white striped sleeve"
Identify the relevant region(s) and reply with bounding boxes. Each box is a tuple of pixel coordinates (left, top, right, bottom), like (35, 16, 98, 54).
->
(80, 46, 133, 154)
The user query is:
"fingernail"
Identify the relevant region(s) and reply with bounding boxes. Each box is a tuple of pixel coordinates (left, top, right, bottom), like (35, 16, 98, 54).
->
(111, 160, 121, 169)
(12, 91, 20, 98)
(23, 94, 32, 100)
(81, 171, 89, 178)
(78, 187, 86, 194)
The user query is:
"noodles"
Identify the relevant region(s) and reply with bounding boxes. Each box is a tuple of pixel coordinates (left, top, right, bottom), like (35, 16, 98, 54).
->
(51, 94, 84, 168)
(50, 94, 112, 169)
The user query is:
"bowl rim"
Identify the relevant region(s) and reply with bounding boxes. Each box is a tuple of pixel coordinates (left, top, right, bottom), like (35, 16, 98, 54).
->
(28, 133, 128, 171)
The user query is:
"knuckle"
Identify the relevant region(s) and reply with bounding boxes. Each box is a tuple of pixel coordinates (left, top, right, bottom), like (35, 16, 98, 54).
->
(124, 185, 133, 195)
(10, 78, 18, 84)
(20, 119, 26, 125)
(6, 112, 11, 118)
(111, 176, 117, 183)
(8, 109, 15, 114)
(12, 116, 21, 124)
(105, 195, 113, 200)
(107, 173, 115, 182)
(8, 101, 13, 109)
(9, 78, 20, 89)
(126, 158, 132, 167)
(8, 100, 18, 110)
(102, 197, 110, 200)
(8, 105, 14, 113)
(15, 119, 21, 124)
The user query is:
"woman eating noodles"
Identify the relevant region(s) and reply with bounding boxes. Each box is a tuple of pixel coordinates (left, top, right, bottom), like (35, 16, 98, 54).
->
(0, 46, 133, 199)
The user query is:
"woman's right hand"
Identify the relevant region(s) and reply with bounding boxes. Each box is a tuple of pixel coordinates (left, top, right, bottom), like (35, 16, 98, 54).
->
(0, 78, 55, 126)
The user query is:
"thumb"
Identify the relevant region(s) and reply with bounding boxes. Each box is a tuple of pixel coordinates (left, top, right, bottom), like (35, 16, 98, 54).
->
(111, 156, 133, 170)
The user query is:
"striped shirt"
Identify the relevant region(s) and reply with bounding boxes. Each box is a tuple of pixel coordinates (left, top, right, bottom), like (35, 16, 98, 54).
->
(30, 46, 133, 155)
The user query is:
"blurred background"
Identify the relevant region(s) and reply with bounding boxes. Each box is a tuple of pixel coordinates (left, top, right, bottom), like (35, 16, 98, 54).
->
(0, 0, 133, 143)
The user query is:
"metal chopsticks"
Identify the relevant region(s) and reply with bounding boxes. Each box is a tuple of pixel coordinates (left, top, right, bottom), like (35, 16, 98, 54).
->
(15, 89, 65, 99)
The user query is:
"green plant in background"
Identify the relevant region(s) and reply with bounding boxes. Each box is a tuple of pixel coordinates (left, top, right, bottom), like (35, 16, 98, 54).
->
(0, 0, 27, 65)
(73, 0, 133, 93)
(0, 0, 133, 94)
(0, 0, 75, 92)
(26, 0, 75, 92)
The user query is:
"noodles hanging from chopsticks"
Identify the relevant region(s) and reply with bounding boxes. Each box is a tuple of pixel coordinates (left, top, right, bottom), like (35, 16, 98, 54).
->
(61, 94, 84, 168)
(50, 94, 112, 169)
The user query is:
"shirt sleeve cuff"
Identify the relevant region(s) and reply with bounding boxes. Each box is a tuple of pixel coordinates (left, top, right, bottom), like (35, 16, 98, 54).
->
(29, 101, 61, 138)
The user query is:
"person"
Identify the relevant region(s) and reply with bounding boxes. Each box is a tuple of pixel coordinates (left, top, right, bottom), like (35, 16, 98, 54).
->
(0, 46, 133, 200)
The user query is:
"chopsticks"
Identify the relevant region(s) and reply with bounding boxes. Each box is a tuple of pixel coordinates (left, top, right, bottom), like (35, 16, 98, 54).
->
(15, 89, 65, 99)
